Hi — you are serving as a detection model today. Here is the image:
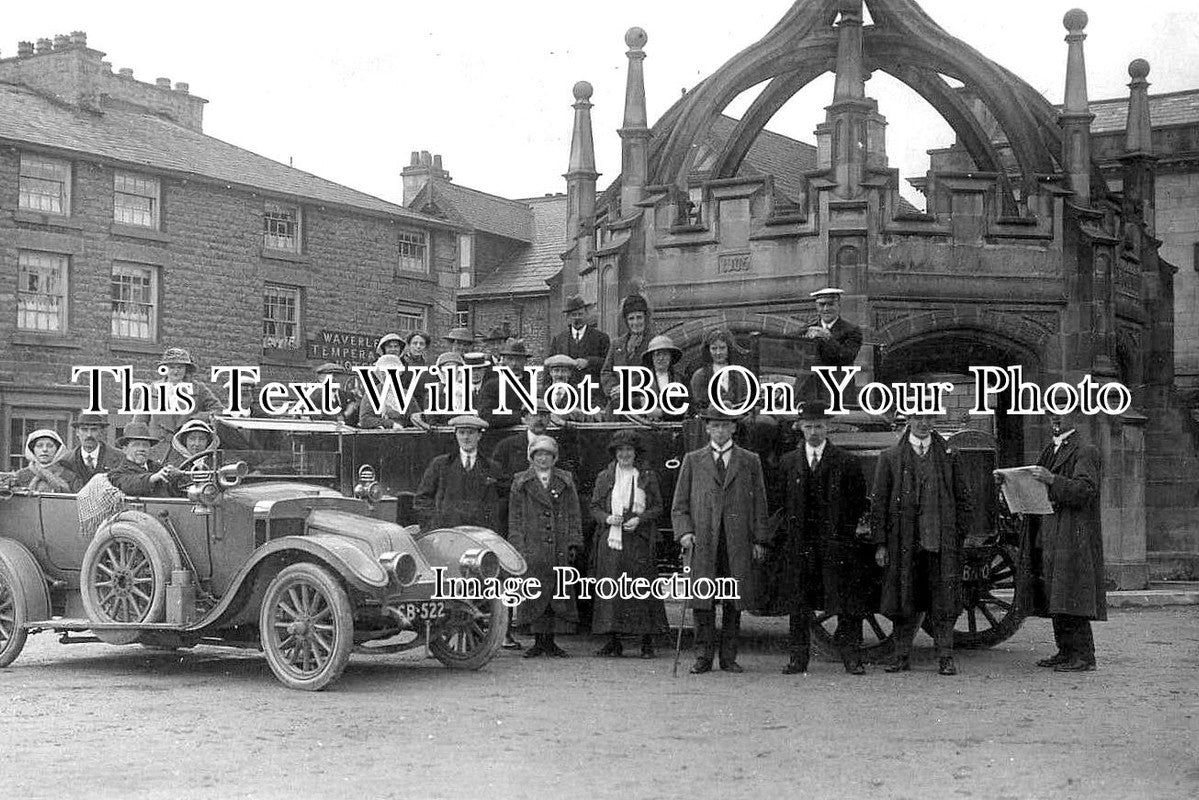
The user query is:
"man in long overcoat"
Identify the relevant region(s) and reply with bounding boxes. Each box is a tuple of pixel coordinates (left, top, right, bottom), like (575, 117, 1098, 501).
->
(870, 414, 973, 676)
(1007, 411, 1106, 672)
(672, 407, 770, 674)
(549, 294, 610, 385)
(775, 402, 870, 674)
(414, 415, 504, 531)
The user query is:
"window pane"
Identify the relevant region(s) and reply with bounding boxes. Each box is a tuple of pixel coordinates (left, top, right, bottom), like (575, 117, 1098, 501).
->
(111, 263, 156, 340)
(113, 172, 160, 228)
(398, 230, 427, 272)
(396, 304, 426, 334)
(19, 155, 69, 214)
(264, 201, 300, 252)
(17, 251, 68, 331)
(263, 285, 301, 349)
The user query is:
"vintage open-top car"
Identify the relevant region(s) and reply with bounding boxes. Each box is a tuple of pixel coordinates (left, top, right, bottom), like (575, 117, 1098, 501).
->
(0, 440, 526, 690)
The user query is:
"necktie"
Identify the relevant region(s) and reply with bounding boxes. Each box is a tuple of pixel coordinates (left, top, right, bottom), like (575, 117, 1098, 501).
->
(916, 441, 926, 457)
(464, 454, 473, 470)
(714, 451, 727, 484)
(809, 450, 819, 470)
(574, 329, 582, 343)
(86, 454, 95, 470)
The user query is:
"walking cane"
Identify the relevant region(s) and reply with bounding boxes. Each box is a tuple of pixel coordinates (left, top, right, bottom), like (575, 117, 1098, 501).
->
(671, 547, 693, 678)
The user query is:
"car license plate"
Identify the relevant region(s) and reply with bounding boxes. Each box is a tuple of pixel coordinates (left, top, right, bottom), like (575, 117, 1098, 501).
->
(393, 600, 446, 621)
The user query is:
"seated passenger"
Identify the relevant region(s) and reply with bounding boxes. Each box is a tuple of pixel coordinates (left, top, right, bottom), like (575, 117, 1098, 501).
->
(412, 351, 471, 427)
(689, 329, 751, 415)
(164, 419, 220, 496)
(635, 335, 688, 422)
(0, 429, 81, 492)
(543, 354, 602, 421)
(359, 354, 416, 429)
(107, 423, 178, 497)
(313, 362, 363, 425)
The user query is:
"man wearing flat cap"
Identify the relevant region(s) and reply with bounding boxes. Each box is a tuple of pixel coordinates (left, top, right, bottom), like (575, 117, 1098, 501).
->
(61, 413, 124, 484)
(799, 288, 863, 405)
(414, 415, 505, 531)
(549, 295, 610, 385)
(672, 407, 770, 674)
(107, 423, 180, 497)
(774, 402, 871, 675)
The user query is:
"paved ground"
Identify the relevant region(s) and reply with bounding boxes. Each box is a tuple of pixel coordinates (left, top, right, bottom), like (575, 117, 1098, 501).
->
(1, 606, 1196, 800)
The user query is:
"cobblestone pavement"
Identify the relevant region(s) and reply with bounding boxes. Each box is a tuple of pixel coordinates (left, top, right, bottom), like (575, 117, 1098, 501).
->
(1, 606, 1196, 800)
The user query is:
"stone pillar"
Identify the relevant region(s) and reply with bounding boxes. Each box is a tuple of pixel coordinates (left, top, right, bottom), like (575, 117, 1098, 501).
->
(1094, 413, 1150, 589)
(563, 81, 599, 303)
(1060, 9, 1094, 205)
(619, 27, 650, 219)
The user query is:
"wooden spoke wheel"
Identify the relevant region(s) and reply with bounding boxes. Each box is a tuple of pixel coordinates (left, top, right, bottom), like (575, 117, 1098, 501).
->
(926, 543, 1025, 649)
(259, 563, 354, 691)
(0, 563, 30, 668)
(428, 598, 507, 670)
(811, 611, 895, 662)
(80, 520, 180, 645)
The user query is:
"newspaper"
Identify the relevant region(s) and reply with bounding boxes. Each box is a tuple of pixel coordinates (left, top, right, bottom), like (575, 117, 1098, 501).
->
(995, 466, 1054, 515)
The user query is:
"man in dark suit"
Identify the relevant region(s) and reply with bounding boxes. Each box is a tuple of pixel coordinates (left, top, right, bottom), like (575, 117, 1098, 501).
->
(775, 401, 871, 675)
(414, 415, 505, 531)
(477, 339, 534, 430)
(549, 294, 610, 385)
(672, 407, 770, 674)
(1004, 411, 1106, 672)
(60, 412, 124, 486)
(870, 413, 973, 676)
(107, 423, 179, 497)
(799, 287, 863, 405)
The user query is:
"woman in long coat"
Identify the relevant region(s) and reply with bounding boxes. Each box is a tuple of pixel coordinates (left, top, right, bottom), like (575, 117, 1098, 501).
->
(509, 435, 582, 658)
(590, 430, 669, 658)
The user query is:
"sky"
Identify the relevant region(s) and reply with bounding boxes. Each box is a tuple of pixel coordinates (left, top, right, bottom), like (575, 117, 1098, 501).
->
(7, 1, 1199, 207)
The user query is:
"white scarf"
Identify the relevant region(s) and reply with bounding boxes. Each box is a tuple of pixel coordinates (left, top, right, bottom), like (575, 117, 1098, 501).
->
(607, 465, 646, 552)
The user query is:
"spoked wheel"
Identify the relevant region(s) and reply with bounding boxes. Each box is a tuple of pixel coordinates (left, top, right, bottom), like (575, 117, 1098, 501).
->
(927, 543, 1025, 649)
(80, 520, 180, 645)
(259, 563, 354, 691)
(0, 563, 30, 668)
(428, 598, 507, 670)
(812, 611, 895, 662)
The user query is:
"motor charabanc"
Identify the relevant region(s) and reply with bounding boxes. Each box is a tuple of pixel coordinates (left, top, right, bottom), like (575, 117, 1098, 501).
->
(0, 438, 526, 691)
(211, 412, 1025, 660)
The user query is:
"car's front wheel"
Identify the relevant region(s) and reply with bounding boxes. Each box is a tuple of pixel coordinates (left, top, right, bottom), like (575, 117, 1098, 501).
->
(259, 562, 354, 691)
(428, 598, 507, 670)
(0, 562, 30, 668)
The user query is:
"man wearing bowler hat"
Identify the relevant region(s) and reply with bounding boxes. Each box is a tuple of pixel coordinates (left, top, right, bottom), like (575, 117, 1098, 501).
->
(672, 406, 770, 674)
(414, 415, 504, 531)
(107, 422, 179, 497)
(775, 401, 871, 675)
(61, 413, 124, 484)
(549, 294, 610, 384)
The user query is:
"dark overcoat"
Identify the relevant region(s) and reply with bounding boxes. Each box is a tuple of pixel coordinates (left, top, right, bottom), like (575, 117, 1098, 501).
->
(489, 431, 533, 537)
(60, 443, 125, 484)
(549, 325, 611, 383)
(414, 453, 504, 531)
(774, 443, 871, 615)
(671, 445, 770, 611)
(477, 371, 534, 430)
(689, 364, 750, 414)
(869, 432, 973, 619)
(1017, 436, 1107, 621)
(132, 380, 222, 461)
(509, 468, 583, 626)
(589, 463, 669, 635)
(108, 458, 173, 497)
(810, 317, 864, 368)
(600, 330, 652, 399)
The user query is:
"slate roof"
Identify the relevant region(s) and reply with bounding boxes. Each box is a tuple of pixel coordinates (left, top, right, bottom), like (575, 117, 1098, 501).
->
(0, 82, 449, 225)
(706, 115, 819, 201)
(411, 179, 534, 242)
(1087, 89, 1199, 133)
(459, 194, 568, 298)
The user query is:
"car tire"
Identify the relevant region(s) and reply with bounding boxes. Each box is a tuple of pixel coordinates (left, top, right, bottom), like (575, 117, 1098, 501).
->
(428, 598, 508, 670)
(80, 518, 181, 645)
(0, 561, 30, 668)
(259, 562, 354, 691)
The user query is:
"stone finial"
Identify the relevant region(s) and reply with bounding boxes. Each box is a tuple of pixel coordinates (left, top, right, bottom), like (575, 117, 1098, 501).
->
(573, 81, 593, 101)
(625, 27, 647, 50)
(1124, 59, 1153, 157)
(18, 41, 34, 57)
(568, 81, 597, 173)
(1060, 6, 1093, 202)
(1063, 8, 1088, 33)
(1062, 9, 1090, 115)
(621, 27, 651, 216)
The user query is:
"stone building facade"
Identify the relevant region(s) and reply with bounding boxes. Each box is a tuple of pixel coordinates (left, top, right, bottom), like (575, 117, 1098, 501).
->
(0, 33, 460, 466)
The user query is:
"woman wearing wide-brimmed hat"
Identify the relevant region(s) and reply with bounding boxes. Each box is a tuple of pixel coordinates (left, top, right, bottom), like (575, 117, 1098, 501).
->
(637, 334, 688, 422)
(689, 328, 751, 415)
(131, 346, 223, 461)
(589, 429, 669, 658)
(509, 435, 582, 658)
(0, 429, 81, 493)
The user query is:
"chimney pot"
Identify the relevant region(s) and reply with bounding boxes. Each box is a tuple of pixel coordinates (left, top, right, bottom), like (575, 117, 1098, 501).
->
(18, 41, 34, 57)
(70, 31, 87, 47)
(36, 38, 53, 54)
(409, 151, 420, 166)
(433, 154, 443, 170)
(420, 150, 432, 167)
(174, 81, 189, 93)
(156, 77, 171, 88)
(53, 34, 70, 50)
(101, 61, 113, 72)
(118, 67, 134, 78)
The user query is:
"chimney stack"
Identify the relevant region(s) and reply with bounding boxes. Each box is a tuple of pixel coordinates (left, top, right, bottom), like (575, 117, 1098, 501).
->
(401, 151, 451, 207)
(70, 31, 87, 47)
(18, 41, 34, 58)
(53, 34, 69, 51)
(118, 67, 134, 78)
(36, 38, 52, 54)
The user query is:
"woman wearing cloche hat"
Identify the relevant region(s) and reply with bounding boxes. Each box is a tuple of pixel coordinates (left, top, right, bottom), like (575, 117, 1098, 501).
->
(130, 346, 223, 461)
